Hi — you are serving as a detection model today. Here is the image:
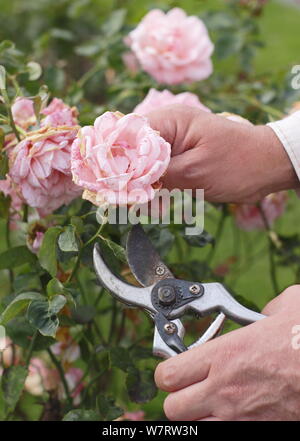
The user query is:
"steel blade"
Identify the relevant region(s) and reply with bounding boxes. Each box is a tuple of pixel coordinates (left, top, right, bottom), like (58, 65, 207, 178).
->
(126, 224, 173, 287)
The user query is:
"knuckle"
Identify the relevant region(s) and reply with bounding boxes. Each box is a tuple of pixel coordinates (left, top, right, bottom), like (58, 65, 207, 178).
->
(155, 361, 177, 391)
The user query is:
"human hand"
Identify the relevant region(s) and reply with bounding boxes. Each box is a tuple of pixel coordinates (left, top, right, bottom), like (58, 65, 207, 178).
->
(155, 285, 300, 421)
(147, 105, 298, 203)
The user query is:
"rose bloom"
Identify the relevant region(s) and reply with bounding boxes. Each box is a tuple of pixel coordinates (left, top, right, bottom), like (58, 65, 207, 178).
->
(12, 97, 36, 130)
(122, 51, 140, 74)
(231, 192, 288, 231)
(126, 8, 214, 85)
(71, 111, 171, 206)
(133, 88, 210, 115)
(0, 337, 21, 367)
(9, 125, 82, 217)
(25, 358, 59, 396)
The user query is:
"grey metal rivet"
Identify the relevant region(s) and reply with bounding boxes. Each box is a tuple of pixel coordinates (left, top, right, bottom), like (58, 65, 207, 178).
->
(155, 265, 165, 276)
(164, 322, 177, 335)
(158, 286, 176, 305)
(189, 284, 201, 295)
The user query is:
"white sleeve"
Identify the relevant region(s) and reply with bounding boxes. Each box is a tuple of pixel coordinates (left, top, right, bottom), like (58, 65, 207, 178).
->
(267, 111, 300, 181)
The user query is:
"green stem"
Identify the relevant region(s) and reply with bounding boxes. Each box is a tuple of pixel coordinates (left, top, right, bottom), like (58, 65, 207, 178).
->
(67, 220, 107, 283)
(1, 88, 21, 142)
(108, 298, 118, 343)
(22, 204, 28, 223)
(47, 348, 72, 406)
(25, 330, 38, 366)
(206, 205, 227, 267)
(258, 204, 279, 294)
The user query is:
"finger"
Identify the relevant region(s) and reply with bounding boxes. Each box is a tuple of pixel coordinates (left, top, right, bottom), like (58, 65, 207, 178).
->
(198, 417, 223, 421)
(155, 338, 219, 392)
(161, 147, 202, 191)
(163, 379, 213, 421)
(262, 285, 300, 315)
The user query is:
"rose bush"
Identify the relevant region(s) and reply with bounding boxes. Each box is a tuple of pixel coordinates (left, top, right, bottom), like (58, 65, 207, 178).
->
(0, 0, 298, 422)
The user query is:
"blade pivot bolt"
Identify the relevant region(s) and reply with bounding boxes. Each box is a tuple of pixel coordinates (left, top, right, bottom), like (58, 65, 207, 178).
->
(189, 284, 201, 295)
(155, 265, 165, 276)
(164, 322, 177, 334)
(158, 286, 176, 305)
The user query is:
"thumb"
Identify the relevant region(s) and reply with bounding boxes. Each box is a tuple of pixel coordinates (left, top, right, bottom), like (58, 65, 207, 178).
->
(147, 104, 207, 157)
(262, 285, 300, 316)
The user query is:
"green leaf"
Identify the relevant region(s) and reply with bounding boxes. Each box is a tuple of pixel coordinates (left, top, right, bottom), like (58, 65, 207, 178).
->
(0, 128, 4, 149)
(38, 226, 62, 276)
(97, 396, 123, 421)
(109, 347, 133, 372)
(58, 225, 79, 252)
(0, 246, 37, 270)
(0, 151, 9, 179)
(26, 61, 42, 81)
(0, 292, 44, 326)
(71, 305, 96, 324)
(1, 366, 28, 416)
(101, 9, 126, 37)
(181, 230, 214, 248)
(46, 278, 65, 297)
(71, 216, 84, 234)
(126, 368, 157, 404)
(0, 192, 10, 219)
(100, 237, 126, 263)
(6, 317, 56, 350)
(0, 65, 6, 90)
(27, 295, 66, 337)
(0, 40, 14, 54)
(63, 409, 100, 421)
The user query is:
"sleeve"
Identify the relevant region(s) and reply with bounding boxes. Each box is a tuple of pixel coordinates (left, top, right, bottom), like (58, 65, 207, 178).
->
(267, 111, 300, 182)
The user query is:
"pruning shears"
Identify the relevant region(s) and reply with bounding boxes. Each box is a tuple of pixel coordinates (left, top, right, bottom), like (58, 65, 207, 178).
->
(93, 224, 265, 359)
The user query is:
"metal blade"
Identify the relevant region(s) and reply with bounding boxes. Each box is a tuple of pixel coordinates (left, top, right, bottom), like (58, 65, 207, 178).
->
(126, 224, 173, 287)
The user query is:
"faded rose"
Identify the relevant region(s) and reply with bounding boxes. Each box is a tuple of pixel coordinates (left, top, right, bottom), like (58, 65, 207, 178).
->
(12, 97, 35, 130)
(25, 358, 58, 396)
(134, 88, 210, 115)
(71, 111, 171, 206)
(232, 192, 288, 231)
(126, 8, 214, 85)
(9, 125, 82, 217)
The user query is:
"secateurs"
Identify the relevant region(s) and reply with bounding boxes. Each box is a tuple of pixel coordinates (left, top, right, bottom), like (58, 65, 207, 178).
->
(93, 224, 265, 359)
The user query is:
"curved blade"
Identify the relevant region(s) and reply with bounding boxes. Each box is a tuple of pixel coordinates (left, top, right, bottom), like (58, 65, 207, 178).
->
(126, 224, 173, 287)
(93, 243, 155, 314)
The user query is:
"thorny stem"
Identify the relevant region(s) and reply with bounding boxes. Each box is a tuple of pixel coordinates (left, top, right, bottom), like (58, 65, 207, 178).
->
(67, 219, 107, 283)
(47, 348, 72, 407)
(25, 330, 38, 367)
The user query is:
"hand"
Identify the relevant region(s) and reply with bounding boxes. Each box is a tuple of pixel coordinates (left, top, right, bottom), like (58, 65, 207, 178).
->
(148, 105, 298, 204)
(155, 285, 300, 421)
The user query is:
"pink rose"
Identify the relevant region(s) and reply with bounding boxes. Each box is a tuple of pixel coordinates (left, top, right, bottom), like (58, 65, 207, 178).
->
(51, 338, 80, 365)
(133, 88, 211, 115)
(232, 192, 288, 231)
(126, 8, 214, 85)
(122, 411, 145, 421)
(12, 97, 35, 130)
(9, 125, 82, 217)
(0, 337, 21, 367)
(41, 98, 78, 127)
(122, 51, 140, 74)
(71, 111, 171, 206)
(25, 358, 59, 396)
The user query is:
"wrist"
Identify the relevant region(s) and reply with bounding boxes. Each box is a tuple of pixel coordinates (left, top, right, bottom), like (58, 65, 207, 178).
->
(254, 125, 299, 195)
